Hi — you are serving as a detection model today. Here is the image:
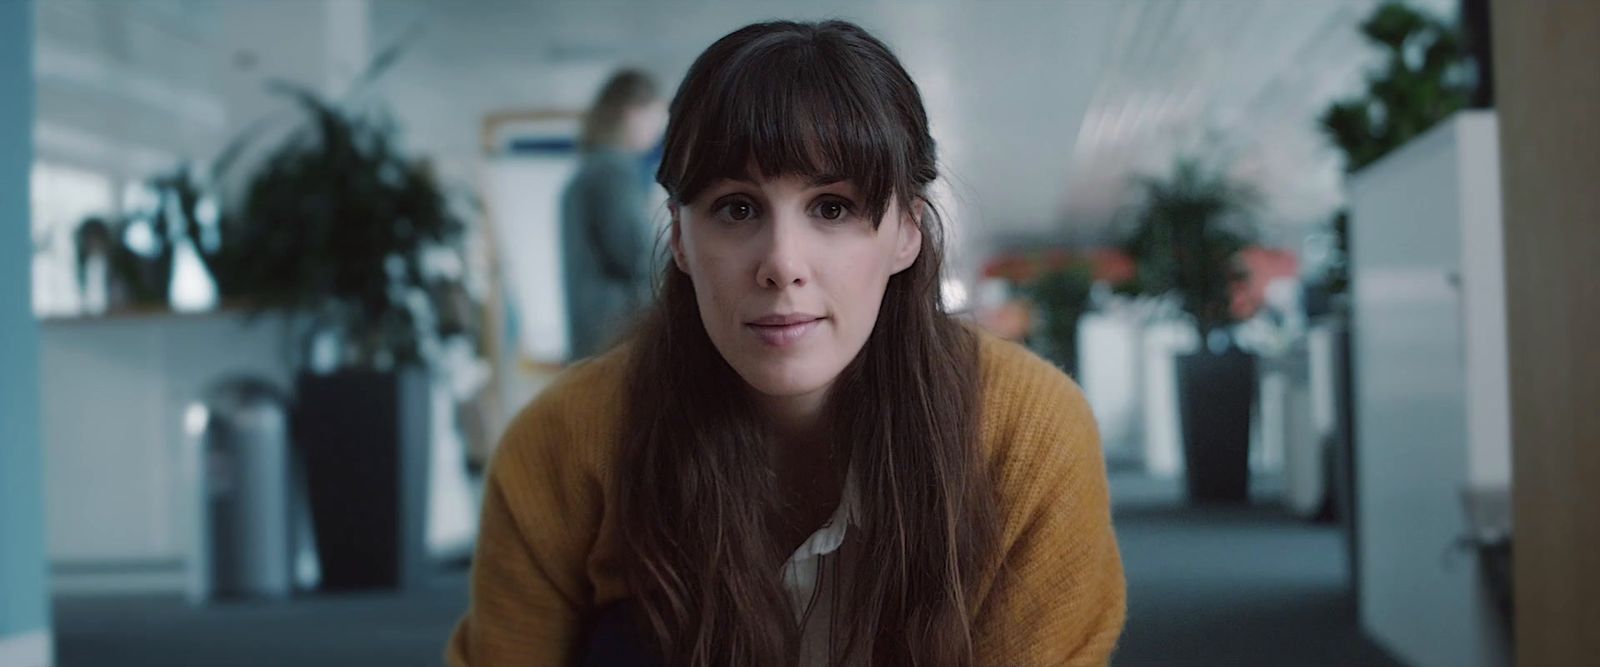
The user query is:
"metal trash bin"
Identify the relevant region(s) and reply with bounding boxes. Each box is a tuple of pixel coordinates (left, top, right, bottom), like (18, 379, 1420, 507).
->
(182, 377, 313, 602)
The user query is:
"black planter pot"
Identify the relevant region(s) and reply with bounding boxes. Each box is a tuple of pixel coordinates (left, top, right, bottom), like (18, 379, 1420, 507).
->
(294, 368, 430, 591)
(1176, 345, 1257, 503)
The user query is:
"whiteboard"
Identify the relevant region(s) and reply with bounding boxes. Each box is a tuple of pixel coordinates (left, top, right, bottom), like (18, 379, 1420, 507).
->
(485, 155, 576, 364)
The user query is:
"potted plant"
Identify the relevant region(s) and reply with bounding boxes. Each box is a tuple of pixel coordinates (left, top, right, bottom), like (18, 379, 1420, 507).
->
(224, 84, 469, 591)
(981, 250, 1098, 376)
(1021, 261, 1094, 378)
(1121, 158, 1258, 502)
(1319, 2, 1470, 175)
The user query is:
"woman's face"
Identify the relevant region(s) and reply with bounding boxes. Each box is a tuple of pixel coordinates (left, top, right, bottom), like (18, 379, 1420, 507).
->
(671, 173, 921, 408)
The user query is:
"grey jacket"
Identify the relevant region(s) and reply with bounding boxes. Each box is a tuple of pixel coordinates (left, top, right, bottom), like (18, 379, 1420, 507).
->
(560, 149, 655, 360)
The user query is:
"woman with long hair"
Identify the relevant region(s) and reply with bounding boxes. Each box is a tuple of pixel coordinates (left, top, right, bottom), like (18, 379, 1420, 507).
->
(449, 19, 1124, 667)
(562, 68, 667, 360)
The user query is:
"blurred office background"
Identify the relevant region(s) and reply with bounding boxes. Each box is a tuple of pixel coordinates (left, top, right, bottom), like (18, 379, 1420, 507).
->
(2, 1, 1596, 666)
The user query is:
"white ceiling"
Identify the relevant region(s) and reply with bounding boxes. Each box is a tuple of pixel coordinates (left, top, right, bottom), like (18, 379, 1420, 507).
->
(36, 0, 1459, 245)
(368, 0, 1457, 243)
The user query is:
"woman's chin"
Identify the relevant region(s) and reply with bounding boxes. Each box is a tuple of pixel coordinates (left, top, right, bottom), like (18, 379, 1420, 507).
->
(732, 360, 835, 401)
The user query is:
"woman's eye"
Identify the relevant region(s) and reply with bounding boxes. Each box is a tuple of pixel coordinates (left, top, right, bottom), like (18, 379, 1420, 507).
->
(715, 198, 759, 222)
(814, 199, 853, 221)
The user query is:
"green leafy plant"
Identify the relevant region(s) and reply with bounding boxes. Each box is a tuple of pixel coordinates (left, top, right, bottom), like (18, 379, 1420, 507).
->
(1314, 3, 1470, 304)
(1021, 263, 1094, 374)
(1320, 209, 1350, 298)
(1120, 158, 1258, 340)
(223, 84, 469, 370)
(1320, 2, 1471, 174)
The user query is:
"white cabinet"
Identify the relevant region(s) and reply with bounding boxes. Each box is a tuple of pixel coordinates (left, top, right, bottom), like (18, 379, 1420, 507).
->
(1348, 111, 1512, 667)
(1076, 311, 1146, 466)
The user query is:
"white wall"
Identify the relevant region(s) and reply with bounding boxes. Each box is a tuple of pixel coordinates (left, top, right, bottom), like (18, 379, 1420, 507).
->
(41, 313, 295, 592)
(42, 310, 480, 593)
(1348, 111, 1511, 667)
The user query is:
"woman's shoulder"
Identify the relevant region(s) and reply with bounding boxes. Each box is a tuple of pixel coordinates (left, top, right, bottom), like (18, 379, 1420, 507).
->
(974, 331, 1100, 478)
(492, 345, 634, 483)
(976, 331, 1092, 420)
(971, 333, 1123, 662)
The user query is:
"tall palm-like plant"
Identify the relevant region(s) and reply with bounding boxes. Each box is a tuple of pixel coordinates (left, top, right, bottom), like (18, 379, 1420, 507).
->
(1121, 158, 1259, 503)
(1121, 158, 1257, 342)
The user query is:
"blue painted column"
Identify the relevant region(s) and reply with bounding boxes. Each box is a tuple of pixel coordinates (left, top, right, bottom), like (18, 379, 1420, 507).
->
(0, 0, 51, 665)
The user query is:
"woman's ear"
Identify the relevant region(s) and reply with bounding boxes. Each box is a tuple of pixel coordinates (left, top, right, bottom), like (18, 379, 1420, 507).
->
(669, 202, 689, 274)
(891, 200, 924, 274)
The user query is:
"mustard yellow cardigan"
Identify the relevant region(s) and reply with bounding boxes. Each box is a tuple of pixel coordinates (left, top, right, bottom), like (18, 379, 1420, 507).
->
(447, 333, 1125, 666)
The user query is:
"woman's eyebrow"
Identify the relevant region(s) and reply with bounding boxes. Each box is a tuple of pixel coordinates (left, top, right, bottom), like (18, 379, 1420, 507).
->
(808, 173, 847, 187)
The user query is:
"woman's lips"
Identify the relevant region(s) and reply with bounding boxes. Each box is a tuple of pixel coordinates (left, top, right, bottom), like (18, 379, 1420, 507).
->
(746, 317, 823, 347)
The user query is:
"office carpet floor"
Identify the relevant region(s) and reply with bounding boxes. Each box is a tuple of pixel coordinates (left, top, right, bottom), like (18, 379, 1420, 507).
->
(1108, 472, 1402, 667)
(53, 473, 1403, 667)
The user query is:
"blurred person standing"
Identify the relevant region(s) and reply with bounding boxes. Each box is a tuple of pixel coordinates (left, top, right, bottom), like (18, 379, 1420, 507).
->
(561, 69, 667, 360)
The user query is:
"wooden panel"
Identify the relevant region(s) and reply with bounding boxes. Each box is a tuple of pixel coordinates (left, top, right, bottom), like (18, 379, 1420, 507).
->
(1490, 2, 1600, 664)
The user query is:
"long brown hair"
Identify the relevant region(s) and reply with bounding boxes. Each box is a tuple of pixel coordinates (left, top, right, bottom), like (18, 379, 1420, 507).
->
(616, 20, 1000, 666)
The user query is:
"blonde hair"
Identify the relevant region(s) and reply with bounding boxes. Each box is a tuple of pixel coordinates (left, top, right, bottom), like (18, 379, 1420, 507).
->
(580, 68, 659, 149)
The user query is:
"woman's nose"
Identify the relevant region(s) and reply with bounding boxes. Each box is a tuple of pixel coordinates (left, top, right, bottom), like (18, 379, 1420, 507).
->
(754, 214, 810, 289)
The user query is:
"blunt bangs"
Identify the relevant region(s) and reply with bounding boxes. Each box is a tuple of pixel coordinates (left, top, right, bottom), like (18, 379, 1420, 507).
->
(658, 22, 924, 228)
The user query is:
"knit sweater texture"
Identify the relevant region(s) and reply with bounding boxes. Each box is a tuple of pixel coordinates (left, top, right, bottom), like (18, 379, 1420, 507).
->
(446, 332, 1126, 666)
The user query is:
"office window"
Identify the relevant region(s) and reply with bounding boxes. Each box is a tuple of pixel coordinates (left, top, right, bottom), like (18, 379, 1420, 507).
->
(31, 161, 114, 318)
